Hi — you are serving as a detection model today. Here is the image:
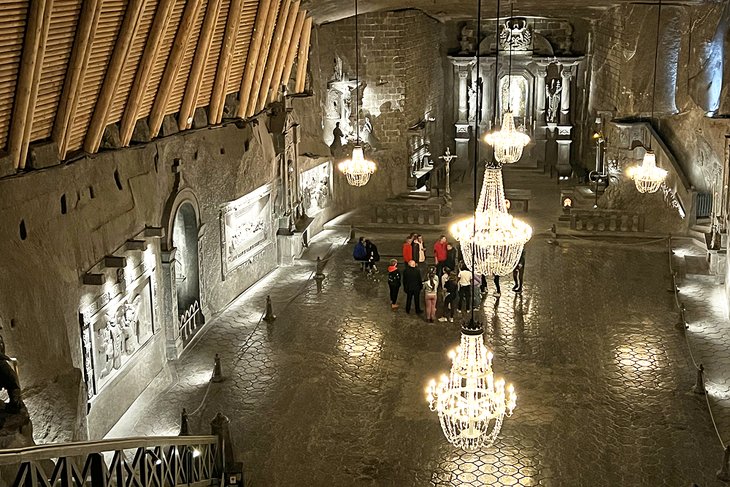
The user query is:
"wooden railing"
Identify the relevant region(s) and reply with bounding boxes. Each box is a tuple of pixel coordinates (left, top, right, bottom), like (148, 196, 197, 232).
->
(372, 202, 441, 225)
(570, 209, 645, 232)
(0, 435, 219, 487)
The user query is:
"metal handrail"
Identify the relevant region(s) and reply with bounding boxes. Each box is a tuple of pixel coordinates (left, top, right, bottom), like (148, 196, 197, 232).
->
(0, 435, 216, 465)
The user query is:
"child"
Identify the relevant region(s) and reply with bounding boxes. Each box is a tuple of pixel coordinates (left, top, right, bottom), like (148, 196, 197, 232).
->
(387, 259, 401, 310)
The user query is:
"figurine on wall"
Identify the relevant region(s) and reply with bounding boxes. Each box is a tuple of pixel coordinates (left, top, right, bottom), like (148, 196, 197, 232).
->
(330, 122, 344, 156)
(546, 79, 562, 124)
(96, 326, 114, 379)
(500, 18, 532, 51)
(360, 116, 379, 149)
(0, 336, 22, 413)
(459, 25, 476, 54)
(120, 299, 140, 355)
(467, 84, 478, 122)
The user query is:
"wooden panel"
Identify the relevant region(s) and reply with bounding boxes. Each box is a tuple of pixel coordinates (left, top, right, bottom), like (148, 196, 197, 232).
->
(138, 0, 184, 118)
(255, 0, 290, 112)
(294, 15, 311, 93)
(245, 0, 279, 117)
(32, 0, 81, 141)
(267, 0, 299, 103)
(108, 0, 157, 123)
(67, 0, 127, 153)
(226, 0, 257, 95)
(279, 9, 305, 95)
(237, 0, 271, 117)
(167, 0, 206, 113)
(195, 0, 229, 108)
(0, 1, 29, 151)
(209, 0, 243, 123)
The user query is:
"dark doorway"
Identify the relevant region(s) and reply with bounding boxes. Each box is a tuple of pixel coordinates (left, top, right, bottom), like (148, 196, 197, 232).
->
(173, 202, 203, 346)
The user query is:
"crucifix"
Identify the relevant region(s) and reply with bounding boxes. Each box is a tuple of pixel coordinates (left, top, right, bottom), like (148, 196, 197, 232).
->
(439, 147, 458, 204)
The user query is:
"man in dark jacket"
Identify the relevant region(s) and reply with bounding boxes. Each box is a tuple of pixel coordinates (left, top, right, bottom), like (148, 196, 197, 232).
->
(403, 260, 423, 314)
(444, 243, 457, 272)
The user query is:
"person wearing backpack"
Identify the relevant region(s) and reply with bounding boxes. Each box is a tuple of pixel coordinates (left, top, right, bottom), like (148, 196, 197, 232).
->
(353, 237, 367, 271)
(387, 259, 401, 310)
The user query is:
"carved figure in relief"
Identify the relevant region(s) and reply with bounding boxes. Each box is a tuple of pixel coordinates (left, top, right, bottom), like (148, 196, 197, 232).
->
(500, 18, 532, 51)
(546, 79, 562, 124)
(467, 84, 478, 122)
(459, 25, 475, 54)
(120, 298, 140, 355)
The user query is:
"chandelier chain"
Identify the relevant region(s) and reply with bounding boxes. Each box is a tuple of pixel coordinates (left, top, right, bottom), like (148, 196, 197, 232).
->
(354, 0, 360, 144)
(492, 0, 501, 128)
(507, 1, 513, 112)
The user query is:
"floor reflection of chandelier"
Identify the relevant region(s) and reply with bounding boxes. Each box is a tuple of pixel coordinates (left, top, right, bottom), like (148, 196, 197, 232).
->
(484, 111, 531, 164)
(450, 165, 532, 275)
(337, 146, 376, 187)
(628, 151, 667, 194)
(427, 320, 516, 451)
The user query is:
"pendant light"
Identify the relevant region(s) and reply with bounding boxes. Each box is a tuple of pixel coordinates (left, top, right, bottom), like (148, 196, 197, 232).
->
(484, 1, 530, 164)
(427, 0, 517, 452)
(337, 0, 377, 187)
(629, 0, 667, 193)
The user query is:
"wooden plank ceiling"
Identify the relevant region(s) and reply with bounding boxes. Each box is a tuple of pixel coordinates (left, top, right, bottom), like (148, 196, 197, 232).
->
(2, 0, 313, 169)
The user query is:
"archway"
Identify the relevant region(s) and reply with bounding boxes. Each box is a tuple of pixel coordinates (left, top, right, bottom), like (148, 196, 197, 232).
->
(172, 202, 202, 346)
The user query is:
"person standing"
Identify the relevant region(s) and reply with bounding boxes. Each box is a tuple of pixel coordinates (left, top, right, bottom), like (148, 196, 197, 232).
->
(403, 260, 423, 314)
(423, 268, 439, 323)
(402, 235, 414, 264)
(415, 235, 427, 270)
(481, 273, 501, 297)
(457, 263, 473, 312)
(365, 239, 380, 273)
(387, 259, 401, 310)
(433, 235, 448, 277)
(513, 249, 525, 293)
(444, 243, 457, 273)
(439, 272, 459, 323)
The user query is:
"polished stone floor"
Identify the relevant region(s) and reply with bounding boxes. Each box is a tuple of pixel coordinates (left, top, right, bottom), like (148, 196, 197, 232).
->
(110, 169, 725, 486)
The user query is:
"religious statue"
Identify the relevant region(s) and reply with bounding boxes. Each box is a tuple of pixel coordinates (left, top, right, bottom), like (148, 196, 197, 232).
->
(360, 116, 379, 149)
(439, 147, 458, 205)
(120, 298, 140, 355)
(333, 56, 343, 82)
(0, 336, 22, 413)
(330, 122, 344, 156)
(500, 18, 532, 51)
(468, 84, 478, 122)
(546, 79, 562, 124)
(459, 25, 475, 54)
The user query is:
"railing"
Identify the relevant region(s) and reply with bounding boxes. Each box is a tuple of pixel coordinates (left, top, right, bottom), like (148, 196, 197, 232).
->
(570, 209, 645, 232)
(180, 301, 202, 346)
(372, 202, 441, 225)
(0, 435, 219, 487)
(696, 192, 713, 219)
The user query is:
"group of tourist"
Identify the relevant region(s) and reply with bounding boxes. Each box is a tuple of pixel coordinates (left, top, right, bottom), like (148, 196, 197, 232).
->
(377, 234, 526, 323)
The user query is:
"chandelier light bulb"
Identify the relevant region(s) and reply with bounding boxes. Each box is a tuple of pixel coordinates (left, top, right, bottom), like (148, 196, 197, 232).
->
(484, 111, 531, 164)
(450, 167, 532, 276)
(338, 145, 377, 187)
(629, 150, 667, 194)
(426, 327, 516, 451)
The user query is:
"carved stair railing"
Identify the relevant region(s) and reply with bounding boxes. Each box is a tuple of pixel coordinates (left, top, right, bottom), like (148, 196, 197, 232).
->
(179, 301, 202, 347)
(570, 209, 646, 232)
(0, 435, 219, 487)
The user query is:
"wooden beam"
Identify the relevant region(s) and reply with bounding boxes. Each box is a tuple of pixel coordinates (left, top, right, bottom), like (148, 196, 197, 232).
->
(237, 0, 271, 118)
(268, 1, 304, 103)
(245, 0, 280, 117)
(294, 16, 312, 93)
(209, 0, 244, 124)
(120, 0, 176, 146)
(85, 0, 147, 153)
(178, 0, 222, 130)
(10, 0, 53, 169)
(255, 0, 292, 112)
(52, 0, 104, 160)
(149, 0, 203, 137)
(278, 9, 305, 97)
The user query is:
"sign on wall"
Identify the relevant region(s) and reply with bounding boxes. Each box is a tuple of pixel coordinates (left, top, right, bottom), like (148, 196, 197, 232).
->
(220, 184, 273, 277)
(299, 162, 332, 216)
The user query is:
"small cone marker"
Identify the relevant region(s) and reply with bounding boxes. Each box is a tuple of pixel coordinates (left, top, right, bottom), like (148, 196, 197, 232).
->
(263, 295, 276, 322)
(211, 354, 225, 383)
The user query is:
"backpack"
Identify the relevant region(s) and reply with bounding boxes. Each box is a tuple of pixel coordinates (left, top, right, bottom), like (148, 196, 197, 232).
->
(388, 270, 400, 285)
(353, 243, 367, 260)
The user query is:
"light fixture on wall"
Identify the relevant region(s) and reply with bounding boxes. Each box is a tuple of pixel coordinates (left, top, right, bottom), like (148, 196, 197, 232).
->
(337, 0, 376, 187)
(484, 0, 531, 164)
(427, 0, 518, 452)
(628, 0, 667, 194)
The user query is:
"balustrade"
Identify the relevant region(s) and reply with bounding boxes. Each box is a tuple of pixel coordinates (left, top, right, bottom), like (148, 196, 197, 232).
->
(570, 209, 645, 232)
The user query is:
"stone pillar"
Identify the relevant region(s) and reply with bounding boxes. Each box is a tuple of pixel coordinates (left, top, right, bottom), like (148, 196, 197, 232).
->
(545, 127, 558, 175)
(482, 59, 494, 129)
(457, 66, 470, 123)
(535, 66, 547, 123)
(160, 249, 182, 360)
(556, 126, 573, 178)
(450, 58, 475, 173)
(560, 66, 573, 125)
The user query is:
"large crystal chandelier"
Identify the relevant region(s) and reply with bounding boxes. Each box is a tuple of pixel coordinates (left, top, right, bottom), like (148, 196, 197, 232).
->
(484, 111, 531, 164)
(337, 146, 376, 187)
(628, 0, 667, 195)
(427, 320, 517, 451)
(337, 0, 377, 187)
(628, 150, 667, 194)
(450, 165, 532, 275)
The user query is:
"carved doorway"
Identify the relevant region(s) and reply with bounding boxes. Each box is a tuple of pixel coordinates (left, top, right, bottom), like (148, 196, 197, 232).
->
(172, 202, 203, 346)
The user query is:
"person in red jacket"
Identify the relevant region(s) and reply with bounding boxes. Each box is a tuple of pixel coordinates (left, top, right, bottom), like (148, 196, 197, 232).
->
(433, 235, 448, 277)
(402, 235, 414, 263)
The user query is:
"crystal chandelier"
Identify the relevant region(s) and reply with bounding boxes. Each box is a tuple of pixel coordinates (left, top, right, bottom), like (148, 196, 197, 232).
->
(337, 146, 376, 187)
(337, 0, 377, 187)
(484, 111, 531, 164)
(450, 165, 532, 276)
(427, 320, 516, 451)
(628, 150, 667, 194)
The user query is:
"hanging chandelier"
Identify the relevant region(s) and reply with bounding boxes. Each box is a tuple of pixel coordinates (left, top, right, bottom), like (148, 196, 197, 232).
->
(337, 0, 377, 187)
(628, 0, 666, 194)
(484, 2, 530, 164)
(450, 165, 532, 275)
(427, 320, 516, 451)
(337, 146, 376, 187)
(628, 150, 667, 194)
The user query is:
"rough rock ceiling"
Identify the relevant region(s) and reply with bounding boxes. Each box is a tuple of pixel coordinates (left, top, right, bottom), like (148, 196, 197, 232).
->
(302, 0, 710, 23)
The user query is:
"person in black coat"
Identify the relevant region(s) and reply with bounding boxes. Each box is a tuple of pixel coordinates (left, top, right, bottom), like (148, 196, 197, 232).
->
(402, 260, 423, 314)
(365, 239, 380, 273)
(387, 259, 401, 310)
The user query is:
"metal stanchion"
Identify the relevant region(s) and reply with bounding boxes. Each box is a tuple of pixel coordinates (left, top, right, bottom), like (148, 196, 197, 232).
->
(211, 353, 225, 383)
(693, 364, 707, 395)
(263, 295, 276, 322)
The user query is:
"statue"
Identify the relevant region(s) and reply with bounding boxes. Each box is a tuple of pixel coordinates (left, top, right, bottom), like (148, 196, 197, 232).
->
(546, 79, 562, 124)
(120, 299, 140, 355)
(439, 148, 458, 205)
(500, 18, 532, 51)
(330, 122, 344, 156)
(467, 84, 478, 122)
(0, 336, 22, 413)
(360, 116, 379, 149)
(459, 25, 475, 54)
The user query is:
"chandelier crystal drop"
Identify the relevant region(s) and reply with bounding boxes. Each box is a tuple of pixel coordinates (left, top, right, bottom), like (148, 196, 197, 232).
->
(450, 166, 532, 276)
(628, 150, 667, 194)
(338, 145, 376, 187)
(427, 322, 516, 451)
(484, 111, 531, 164)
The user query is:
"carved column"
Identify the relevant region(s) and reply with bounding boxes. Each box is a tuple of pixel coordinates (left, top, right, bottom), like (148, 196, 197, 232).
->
(560, 66, 573, 125)
(556, 126, 573, 178)
(535, 66, 547, 123)
(160, 248, 182, 360)
(482, 58, 494, 129)
(451, 58, 475, 173)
